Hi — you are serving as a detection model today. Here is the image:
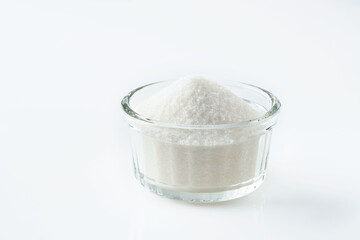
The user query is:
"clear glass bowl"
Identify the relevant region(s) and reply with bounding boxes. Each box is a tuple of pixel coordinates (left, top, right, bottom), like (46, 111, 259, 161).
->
(121, 80, 281, 202)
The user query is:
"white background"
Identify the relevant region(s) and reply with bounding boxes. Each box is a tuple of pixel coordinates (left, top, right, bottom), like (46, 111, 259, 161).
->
(0, 0, 359, 239)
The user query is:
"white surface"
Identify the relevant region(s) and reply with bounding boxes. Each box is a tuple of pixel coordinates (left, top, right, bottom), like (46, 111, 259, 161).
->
(0, 0, 359, 239)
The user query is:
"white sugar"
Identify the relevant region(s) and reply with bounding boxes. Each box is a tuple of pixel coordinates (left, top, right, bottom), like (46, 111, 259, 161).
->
(136, 76, 263, 125)
(134, 76, 267, 190)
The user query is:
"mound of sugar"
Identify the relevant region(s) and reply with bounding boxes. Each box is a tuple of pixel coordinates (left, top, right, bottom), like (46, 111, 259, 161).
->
(135, 76, 263, 125)
(132, 76, 269, 190)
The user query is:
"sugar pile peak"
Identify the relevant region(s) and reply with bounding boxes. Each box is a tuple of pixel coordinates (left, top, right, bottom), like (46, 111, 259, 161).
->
(135, 76, 263, 125)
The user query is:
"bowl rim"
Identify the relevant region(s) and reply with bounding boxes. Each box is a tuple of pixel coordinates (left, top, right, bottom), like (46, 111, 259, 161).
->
(121, 80, 281, 130)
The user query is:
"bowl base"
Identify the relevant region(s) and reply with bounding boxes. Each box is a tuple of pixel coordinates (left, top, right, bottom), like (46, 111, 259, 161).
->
(136, 173, 266, 203)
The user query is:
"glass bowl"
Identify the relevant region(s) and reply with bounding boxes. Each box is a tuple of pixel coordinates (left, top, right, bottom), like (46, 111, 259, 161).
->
(121, 80, 281, 202)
